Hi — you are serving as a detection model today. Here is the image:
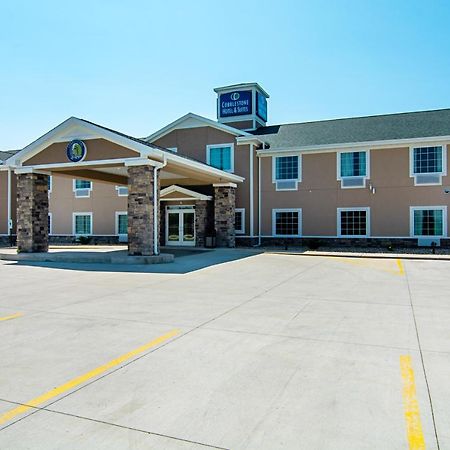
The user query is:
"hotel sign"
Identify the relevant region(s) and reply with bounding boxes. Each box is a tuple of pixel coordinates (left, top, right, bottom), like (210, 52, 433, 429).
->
(219, 90, 252, 118)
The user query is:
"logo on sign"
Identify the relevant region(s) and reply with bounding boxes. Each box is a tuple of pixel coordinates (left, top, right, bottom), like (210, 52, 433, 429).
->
(66, 140, 87, 163)
(219, 90, 252, 118)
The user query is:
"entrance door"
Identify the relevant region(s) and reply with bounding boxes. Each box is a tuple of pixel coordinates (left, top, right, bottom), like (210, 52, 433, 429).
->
(166, 208, 196, 246)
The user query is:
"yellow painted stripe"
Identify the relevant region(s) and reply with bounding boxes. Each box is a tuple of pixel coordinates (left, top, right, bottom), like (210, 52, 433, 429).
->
(0, 313, 23, 322)
(397, 259, 405, 276)
(400, 355, 426, 450)
(0, 328, 180, 426)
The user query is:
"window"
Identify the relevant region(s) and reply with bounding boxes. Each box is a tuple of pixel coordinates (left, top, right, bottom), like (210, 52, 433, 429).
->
(411, 207, 447, 237)
(235, 208, 245, 234)
(48, 176, 52, 194)
(73, 179, 92, 198)
(73, 213, 92, 236)
(410, 146, 446, 185)
(116, 212, 128, 236)
(338, 151, 368, 188)
(338, 208, 370, 237)
(206, 144, 234, 172)
(272, 155, 301, 190)
(116, 186, 128, 197)
(272, 209, 301, 236)
(48, 213, 52, 235)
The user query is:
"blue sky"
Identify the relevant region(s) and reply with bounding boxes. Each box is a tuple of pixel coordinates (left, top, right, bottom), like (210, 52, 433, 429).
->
(1, 0, 450, 149)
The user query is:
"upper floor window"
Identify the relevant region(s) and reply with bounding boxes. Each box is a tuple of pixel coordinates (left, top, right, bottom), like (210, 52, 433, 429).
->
(206, 144, 234, 172)
(116, 186, 128, 197)
(272, 155, 301, 191)
(410, 146, 446, 185)
(338, 151, 368, 188)
(73, 179, 92, 198)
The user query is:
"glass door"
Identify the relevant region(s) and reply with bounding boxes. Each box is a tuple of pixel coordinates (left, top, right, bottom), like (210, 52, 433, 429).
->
(166, 208, 196, 246)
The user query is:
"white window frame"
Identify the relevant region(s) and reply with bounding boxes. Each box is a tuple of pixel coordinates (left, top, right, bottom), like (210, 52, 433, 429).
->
(337, 150, 370, 189)
(272, 208, 302, 237)
(206, 143, 235, 173)
(409, 206, 447, 237)
(72, 212, 93, 236)
(48, 175, 52, 195)
(272, 154, 302, 191)
(235, 208, 245, 234)
(48, 212, 52, 235)
(73, 179, 93, 198)
(337, 207, 370, 238)
(115, 211, 128, 237)
(409, 145, 447, 186)
(115, 185, 128, 197)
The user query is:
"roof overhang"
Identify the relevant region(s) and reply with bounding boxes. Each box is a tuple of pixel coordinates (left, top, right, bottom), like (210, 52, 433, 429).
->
(6, 117, 244, 186)
(160, 185, 212, 201)
(256, 135, 450, 156)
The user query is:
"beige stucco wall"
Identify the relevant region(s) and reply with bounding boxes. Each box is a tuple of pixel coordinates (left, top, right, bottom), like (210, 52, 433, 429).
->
(49, 175, 127, 235)
(260, 144, 450, 237)
(154, 127, 254, 236)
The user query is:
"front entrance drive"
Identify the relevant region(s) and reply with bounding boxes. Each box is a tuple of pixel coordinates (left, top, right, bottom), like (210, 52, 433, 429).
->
(0, 252, 448, 449)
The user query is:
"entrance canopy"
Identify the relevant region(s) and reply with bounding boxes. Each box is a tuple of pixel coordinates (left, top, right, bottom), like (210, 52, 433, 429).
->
(7, 117, 244, 186)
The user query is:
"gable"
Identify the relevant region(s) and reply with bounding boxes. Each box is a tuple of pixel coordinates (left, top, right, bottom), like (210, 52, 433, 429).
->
(24, 138, 138, 166)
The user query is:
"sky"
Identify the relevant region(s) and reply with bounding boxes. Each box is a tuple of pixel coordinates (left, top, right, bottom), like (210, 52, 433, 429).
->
(1, 0, 450, 150)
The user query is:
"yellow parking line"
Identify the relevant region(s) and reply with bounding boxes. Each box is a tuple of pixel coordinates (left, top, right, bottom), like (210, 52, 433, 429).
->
(0, 328, 180, 426)
(0, 313, 23, 322)
(400, 355, 426, 450)
(397, 259, 405, 276)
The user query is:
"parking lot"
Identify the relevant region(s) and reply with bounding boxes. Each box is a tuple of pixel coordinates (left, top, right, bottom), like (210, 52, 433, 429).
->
(0, 250, 448, 449)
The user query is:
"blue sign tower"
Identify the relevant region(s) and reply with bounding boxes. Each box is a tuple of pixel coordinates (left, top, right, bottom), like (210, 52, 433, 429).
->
(214, 83, 269, 131)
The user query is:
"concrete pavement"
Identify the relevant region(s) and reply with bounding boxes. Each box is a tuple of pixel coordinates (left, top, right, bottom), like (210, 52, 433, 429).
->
(0, 251, 447, 449)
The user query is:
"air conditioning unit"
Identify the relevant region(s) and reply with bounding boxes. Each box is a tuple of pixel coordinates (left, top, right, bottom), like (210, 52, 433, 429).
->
(341, 177, 365, 188)
(75, 188, 91, 198)
(275, 180, 298, 191)
(415, 174, 441, 185)
(418, 237, 440, 247)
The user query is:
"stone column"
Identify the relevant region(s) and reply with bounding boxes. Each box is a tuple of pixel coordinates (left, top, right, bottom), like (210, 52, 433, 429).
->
(214, 183, 236, 248)
(16, 172, 49, 253)
(127, 164, 159, 256)
(195, 200, 210, 247)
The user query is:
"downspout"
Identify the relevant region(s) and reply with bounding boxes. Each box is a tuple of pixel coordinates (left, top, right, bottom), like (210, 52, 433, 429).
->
(153, 156, 167, 255)
(7, 167, 12, 243)
(257, 142, 266, 247)
(249, 143, 254, 239)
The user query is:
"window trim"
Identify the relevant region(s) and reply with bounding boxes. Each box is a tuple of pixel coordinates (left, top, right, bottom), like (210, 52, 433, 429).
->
(409, 145, 447, 185)
(206, 143, 234, 173)
(73, 179, 93, 198)
(48, 175, 52, 194)
(115, 185, 128, 197)
(337, 150, 370, 189)
(409, 206, 447, 238)
(272, 208, 302, 237)
(235, 208, 245, 234)
(337, 207, 370, 238)
(115, 211, 128, 236)
(272, 154, 302, 188)
(72, 212, 93, 236)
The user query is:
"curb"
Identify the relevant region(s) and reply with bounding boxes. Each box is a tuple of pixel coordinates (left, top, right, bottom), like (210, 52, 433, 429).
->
(267, 251, 450, 261)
